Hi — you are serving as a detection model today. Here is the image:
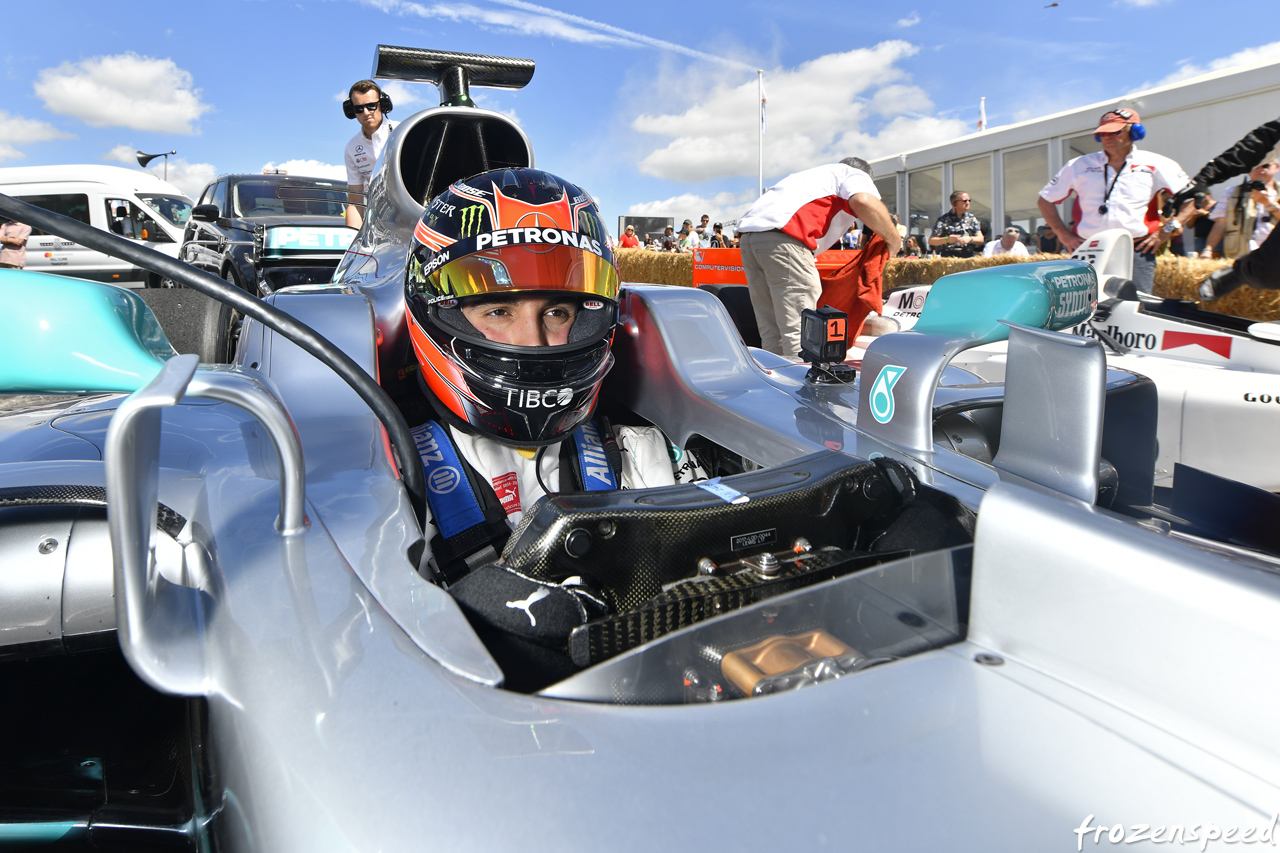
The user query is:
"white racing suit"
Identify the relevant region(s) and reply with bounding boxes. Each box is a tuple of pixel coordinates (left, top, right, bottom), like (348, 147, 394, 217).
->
(448, 423, 707, 527)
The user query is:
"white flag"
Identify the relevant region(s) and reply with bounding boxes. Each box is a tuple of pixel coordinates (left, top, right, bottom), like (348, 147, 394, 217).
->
(760, 75, 768, 135)
(978, 96, 986, 132)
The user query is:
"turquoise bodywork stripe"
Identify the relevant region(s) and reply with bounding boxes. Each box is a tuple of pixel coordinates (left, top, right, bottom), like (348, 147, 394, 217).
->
(0, 820, 88, 843)
(0, 270, 176, 394)
(912, 259, 1096, 345)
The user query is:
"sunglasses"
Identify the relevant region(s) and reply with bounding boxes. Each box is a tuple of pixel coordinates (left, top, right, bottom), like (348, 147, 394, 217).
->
(352, 102, 381, 114)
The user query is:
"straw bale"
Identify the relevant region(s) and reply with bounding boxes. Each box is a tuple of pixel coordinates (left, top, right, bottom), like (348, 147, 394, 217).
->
(1150, 256, 1280, 322)
(617, 249, 691, 288)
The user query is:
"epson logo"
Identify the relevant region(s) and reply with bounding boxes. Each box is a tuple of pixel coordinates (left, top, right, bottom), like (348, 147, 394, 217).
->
(422, 250, 451, 275)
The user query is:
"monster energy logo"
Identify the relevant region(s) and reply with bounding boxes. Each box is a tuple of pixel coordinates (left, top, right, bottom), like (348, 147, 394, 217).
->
(459, 205, 485, 238)
(579, 212, 600, 240)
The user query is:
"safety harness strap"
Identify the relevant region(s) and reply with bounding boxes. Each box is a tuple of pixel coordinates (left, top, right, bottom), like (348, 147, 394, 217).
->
(413, 422, 511, 585)
(415, 420, 621, 585)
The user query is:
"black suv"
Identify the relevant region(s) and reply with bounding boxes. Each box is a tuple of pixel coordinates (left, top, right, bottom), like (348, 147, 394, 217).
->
(180, 173, 353, 295)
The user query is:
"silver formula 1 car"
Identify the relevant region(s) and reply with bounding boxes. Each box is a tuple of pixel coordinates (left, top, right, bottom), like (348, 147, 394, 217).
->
(2, 46, 1279, 852)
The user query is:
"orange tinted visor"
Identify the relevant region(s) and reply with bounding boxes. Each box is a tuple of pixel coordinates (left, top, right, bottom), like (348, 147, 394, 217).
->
(428, 244, 619, 304)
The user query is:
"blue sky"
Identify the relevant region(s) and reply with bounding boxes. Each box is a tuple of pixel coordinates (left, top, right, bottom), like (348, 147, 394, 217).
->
(3, 0, 1276, 230)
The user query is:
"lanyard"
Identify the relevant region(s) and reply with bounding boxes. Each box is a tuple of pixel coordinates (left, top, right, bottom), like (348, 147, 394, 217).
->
(1099, 163, 1122, 214)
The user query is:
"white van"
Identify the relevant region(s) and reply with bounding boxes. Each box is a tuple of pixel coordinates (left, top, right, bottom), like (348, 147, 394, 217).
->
(0, 165, 192, 288)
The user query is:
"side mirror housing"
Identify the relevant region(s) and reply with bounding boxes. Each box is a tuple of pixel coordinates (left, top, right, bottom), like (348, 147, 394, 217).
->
(191, 204, 220, 222)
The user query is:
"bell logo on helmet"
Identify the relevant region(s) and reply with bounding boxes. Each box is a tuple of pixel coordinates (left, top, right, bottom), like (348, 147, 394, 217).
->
(583, 300, 604, 310)
(459, 205, 486, 238)
(869, 365, 907, 424)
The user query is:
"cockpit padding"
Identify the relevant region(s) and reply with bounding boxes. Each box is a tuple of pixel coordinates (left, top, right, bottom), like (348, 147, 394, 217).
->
(503, 451, 911, 612)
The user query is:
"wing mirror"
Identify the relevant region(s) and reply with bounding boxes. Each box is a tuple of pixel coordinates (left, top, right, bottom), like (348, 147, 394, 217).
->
(191, 204, 220, 222)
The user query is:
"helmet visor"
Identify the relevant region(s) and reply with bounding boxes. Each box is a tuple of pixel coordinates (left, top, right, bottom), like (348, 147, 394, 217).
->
(416, 242, 620, 305)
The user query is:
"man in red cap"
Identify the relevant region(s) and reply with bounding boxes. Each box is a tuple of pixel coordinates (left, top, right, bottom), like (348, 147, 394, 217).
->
(1037, 108, 1191, 293)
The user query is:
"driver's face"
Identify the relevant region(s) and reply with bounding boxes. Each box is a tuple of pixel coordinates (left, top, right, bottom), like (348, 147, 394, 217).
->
(461, 294, 578, 347)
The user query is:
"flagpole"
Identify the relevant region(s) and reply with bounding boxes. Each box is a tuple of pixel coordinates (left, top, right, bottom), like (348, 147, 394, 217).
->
(757, 70, 764, 197)
(978, 96, 986, 132)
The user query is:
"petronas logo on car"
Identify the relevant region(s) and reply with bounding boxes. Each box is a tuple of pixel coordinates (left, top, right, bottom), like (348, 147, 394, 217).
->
(869, 365, 907, 424)
(459, 205, 485, 237)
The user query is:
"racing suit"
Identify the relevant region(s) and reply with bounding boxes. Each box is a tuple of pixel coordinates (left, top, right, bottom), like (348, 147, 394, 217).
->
(1176, 119, 1280, 290)
(414, 419, 709, 689)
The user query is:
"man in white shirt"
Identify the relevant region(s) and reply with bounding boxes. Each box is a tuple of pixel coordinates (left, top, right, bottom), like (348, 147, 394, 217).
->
(737, 157, 901, 357)
(344, 79, 398, 230)
(983, 227, 1030, 257)
(1037, 108, 1191, 293)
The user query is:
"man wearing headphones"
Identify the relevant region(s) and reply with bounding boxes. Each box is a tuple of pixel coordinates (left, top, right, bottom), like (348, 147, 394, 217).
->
(343, 79, 397, 230)
(1037, 108, 1191, 293)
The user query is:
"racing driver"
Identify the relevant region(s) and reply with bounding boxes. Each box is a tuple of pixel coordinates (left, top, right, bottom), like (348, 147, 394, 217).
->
(403, 168, 707, 583)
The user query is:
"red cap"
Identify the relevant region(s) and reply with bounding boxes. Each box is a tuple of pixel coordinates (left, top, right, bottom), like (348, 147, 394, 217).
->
(1096, 108, 1140, 134)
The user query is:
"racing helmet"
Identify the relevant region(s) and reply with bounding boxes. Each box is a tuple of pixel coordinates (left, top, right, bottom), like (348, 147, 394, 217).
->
(405, 168, 620, 446)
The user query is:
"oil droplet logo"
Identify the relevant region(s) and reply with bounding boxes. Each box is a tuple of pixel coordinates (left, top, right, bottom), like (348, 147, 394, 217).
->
(869, 365, 907, 424)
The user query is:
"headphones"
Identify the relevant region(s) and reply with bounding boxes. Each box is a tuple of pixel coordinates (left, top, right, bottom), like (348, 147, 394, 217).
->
(1094, 108, 1145, 143)
(343, 81, 393, 120)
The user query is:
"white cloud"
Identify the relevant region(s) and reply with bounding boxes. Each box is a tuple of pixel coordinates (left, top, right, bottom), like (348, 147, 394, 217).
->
(0, 110, 74, 162)
(260, 159, 348, 180)
(145, 158, 217, 198)
(103, 144, 137, 165)
(626, 189, 759, 228)
(631, 42, 968, 183)
(1154, 40, 1280, 87)
(34, 53, 211, 134)
(381, 81, 434, 111)
(370, 0, 630, 45)
(897, 12, 920, 27)
(364, 0, 751, 69)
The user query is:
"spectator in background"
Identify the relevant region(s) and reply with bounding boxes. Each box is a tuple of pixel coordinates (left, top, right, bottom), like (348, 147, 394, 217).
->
(709, 222, 729, 248)
(929, 191, 984, 258)
(1037, 108, 1190, 293)
(661, 225, 679, 252)
(678, 221, 699, 253)
(983, 226, 1030, 257)
(1036, 225, 1060, 255)
(0, 219, 32, 269)
(841, 225, 860, 249)
(619, 224, 641, 248)
(892, 213, 907, 241)
(898, 235, 922, 258)
(1200, 159, 1279, 260)
(695, 214, 712, 247)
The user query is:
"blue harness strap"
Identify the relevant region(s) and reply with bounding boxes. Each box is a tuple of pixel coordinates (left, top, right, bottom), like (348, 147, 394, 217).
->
(411, 422, 487, 538)
(573, 421, 618, 491)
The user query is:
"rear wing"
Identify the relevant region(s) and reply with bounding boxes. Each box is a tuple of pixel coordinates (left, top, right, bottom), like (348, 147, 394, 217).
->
(371, 45, 535, 107)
